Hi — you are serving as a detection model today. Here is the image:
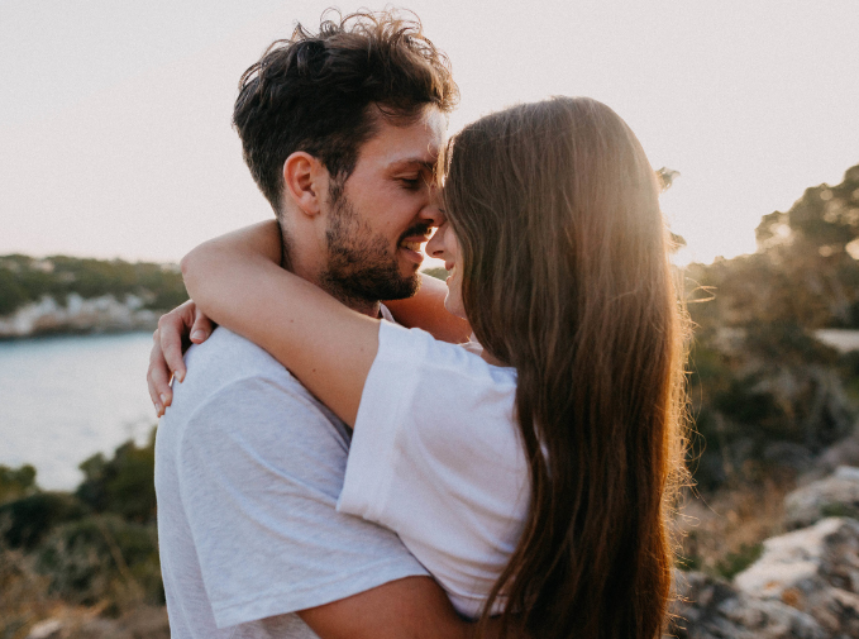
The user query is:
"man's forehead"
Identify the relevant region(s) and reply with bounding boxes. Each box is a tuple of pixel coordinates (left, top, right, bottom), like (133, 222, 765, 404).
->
(362, 106, 447, 166)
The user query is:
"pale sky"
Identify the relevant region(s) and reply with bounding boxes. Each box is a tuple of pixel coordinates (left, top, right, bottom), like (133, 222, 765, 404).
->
(1, 0, 857, 266)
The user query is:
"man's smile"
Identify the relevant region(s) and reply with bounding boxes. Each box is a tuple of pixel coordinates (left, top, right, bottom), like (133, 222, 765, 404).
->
(397, 226, 433, 264)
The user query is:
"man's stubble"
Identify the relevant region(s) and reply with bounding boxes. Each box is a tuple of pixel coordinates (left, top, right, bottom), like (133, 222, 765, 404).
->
(321, 190, 427, 309)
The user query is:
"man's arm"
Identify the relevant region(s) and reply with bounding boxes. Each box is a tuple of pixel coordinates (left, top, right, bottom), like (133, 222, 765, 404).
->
(294, 576, 472, 639)
(294, 576, 519, 639)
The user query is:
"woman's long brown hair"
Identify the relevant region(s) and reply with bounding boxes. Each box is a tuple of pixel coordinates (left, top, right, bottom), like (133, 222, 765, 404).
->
(443, 97, 689, 639)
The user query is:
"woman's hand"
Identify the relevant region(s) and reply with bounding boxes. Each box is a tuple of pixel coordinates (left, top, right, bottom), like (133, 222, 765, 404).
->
(147, 300, 216, 416)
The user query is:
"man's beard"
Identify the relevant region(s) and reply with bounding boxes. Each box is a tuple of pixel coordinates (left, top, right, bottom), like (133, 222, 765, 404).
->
(321, 193, 426, 306)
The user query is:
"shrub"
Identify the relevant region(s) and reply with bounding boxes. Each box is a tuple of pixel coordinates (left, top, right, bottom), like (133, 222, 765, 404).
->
(0, 463, 38, 504)
(36, 515, 163, 610)
(76, 430, 156, 524)
(0, 492, 86, 550)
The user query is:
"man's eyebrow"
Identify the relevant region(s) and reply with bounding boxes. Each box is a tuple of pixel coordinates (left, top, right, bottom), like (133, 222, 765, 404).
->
(388, 158, 437, 172)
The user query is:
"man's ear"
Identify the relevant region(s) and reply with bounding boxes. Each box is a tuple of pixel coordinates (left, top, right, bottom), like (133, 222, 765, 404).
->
(283, 152, 328, 218)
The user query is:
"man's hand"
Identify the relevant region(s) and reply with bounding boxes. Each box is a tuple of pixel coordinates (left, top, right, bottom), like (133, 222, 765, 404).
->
(147, 300, 215, 416)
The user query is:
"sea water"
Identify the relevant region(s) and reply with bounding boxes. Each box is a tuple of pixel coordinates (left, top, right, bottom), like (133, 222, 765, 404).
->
(0, 332, 157, 490)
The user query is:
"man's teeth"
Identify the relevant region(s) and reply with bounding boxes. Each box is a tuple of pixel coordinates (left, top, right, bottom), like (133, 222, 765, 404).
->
(400, 241, 422, 252)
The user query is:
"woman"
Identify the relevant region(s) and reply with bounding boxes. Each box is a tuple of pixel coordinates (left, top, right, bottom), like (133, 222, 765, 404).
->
(150, 96, 689, 639)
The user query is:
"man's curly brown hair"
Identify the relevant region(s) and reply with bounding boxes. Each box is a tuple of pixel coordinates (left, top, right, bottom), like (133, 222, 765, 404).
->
(233, 8, 459, 213)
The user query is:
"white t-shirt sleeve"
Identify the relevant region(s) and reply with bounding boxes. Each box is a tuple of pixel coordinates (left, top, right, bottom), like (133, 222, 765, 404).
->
(337, 321, 529, 618)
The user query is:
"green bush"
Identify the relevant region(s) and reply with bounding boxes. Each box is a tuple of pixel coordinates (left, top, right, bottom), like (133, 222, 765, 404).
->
(36, 515, 163, 608)
(0, 492, 86, 550)
(0, 463, 38, 504)
(0, 254, 187, 317)
(76, 430, 157, 524)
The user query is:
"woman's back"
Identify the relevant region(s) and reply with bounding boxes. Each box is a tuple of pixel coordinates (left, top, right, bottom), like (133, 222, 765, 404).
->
(439, 97, 689, 639)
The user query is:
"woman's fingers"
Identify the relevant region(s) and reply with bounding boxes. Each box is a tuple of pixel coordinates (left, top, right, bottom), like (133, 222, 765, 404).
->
(146, 301, 216, 416)
(159, 304, 193, 384)
(146, 300, 205, 416)
(190, 306, 215, 343)
(148, 328, 171, 417)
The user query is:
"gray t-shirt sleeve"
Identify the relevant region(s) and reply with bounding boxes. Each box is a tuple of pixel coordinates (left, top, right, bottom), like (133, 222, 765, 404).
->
(176, 374, 428, 629)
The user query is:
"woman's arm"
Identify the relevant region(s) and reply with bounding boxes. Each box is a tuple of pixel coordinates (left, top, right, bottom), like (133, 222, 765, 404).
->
(384, 273, 470, 344)
(181, 221, 378, 427)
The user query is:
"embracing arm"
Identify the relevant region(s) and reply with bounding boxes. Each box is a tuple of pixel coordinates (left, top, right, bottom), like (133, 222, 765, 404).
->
(296, 578, 524, 639)
(148, 225, 468, 415)
(181, 221, 376, 427)
(385, 273, 471, 344)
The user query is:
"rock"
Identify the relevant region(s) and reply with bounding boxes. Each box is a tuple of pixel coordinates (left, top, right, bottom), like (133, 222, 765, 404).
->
(817, 430, 859, 474)
(25, 619, 62, 639)
(734, 517, 859, 637)
(670, 571, 825, 639)
(785, 467, 859, 529)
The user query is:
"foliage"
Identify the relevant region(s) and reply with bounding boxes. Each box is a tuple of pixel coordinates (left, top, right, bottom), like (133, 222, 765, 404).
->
(0, 428, 161, 620)
(0, 464, 38, 505)
(36, 514, 163, 609)
(0, 254, 186, 317)
(687, 163, 859, 491)
(690, 164, 859, 330)
(76, 431, 157, 524)
(0, 492, 87, 551)
(422, 266, 449, 281)
(0, 543, 55, 639)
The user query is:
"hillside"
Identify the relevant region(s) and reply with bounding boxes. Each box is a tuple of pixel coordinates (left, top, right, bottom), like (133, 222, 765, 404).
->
(0, 255, 186, 338)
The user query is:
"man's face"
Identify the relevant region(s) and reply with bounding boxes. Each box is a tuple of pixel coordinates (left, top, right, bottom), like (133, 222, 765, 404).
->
(321, 106, 447, 302)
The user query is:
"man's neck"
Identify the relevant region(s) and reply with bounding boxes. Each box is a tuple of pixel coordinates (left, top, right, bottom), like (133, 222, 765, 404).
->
(317, 282, 382, 319)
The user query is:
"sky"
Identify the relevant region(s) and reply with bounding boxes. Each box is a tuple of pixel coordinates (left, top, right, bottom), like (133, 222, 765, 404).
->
(1, 0, 857, 266)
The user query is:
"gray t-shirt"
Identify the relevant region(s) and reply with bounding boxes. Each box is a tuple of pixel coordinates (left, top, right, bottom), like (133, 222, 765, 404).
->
(155, 327, 428, 639)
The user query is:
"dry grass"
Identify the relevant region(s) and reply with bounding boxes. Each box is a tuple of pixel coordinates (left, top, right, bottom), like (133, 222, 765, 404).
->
(676, 472, 796, 578)
(0, 544, 167, 639)
(1, 545, 58, 639)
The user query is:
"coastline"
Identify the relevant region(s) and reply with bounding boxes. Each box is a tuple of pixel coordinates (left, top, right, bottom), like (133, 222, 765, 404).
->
(0, 293, 161, 340)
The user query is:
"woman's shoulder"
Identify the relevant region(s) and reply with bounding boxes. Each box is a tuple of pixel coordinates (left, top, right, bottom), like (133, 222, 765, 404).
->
(378, 320, 516, 384)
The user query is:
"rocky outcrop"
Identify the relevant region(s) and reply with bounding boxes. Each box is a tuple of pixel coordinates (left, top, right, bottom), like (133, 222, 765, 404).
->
(733, 517, 859, 637)
(0, 294, 158, 338)
(670, 571, 825, 638)
(674, 464, 859, 638)
(785, 466, 859, 529)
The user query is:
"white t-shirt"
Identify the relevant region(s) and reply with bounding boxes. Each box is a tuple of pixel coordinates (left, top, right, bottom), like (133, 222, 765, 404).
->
(338, 321, 530, 618)
(155, 326, 428, 639)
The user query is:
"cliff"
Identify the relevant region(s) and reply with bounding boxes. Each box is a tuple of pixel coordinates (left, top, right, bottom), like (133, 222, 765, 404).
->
(0, 293, 160, 338)
(0, 255, 186, 338)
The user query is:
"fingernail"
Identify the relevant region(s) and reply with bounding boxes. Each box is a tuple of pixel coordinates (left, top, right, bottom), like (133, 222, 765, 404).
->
(155, 402, 163, 415)
(177, 371, 185, 383)
(160, 394, 169, 406)
(191, 330, 207, 342)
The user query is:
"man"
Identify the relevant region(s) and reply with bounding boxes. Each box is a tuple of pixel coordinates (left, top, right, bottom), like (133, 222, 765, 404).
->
(150, 10, 476, 639)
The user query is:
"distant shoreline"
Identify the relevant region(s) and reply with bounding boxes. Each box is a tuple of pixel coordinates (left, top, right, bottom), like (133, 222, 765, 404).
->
(0, 324, 158, 343)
